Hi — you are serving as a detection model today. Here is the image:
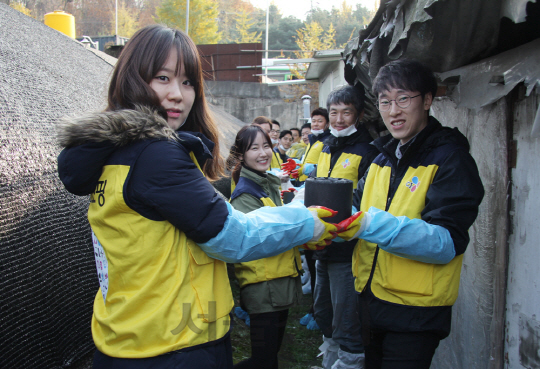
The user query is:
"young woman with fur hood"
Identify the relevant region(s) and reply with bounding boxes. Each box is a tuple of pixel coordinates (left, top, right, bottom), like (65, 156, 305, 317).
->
(56, 25, 342, 369)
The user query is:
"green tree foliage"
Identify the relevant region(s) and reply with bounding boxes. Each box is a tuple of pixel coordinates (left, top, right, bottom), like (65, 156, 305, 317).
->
(234, 9, 262, 43)
(269, 16, 303, 56)
(294, 21, 336, 58)
(216, 0, 256, 43)
(156, 0, 221, 44)
(113, 0, 140, 37)
(9, 1, 33, 17)
(18, 0, 374, 46)
(249, 5, 303, 57)
(289, 21, 335, 79)
(306, 2, 375, 47)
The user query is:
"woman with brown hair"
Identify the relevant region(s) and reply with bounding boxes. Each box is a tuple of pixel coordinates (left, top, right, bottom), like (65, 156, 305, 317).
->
(57, 25, 340, 369)
(228, 125, 303, 369)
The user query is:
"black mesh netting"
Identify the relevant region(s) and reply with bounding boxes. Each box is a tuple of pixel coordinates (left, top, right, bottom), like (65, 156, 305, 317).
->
(0, 5, 246, 368)
(0, 4, 115, 368)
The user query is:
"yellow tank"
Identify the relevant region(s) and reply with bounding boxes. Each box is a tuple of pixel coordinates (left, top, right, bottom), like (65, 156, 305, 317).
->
(44, 11, 76, 39)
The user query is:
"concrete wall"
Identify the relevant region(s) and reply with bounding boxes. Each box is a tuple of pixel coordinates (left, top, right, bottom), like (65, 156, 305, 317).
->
(429, 96, 510, 369)
(318, 61, 346, 110)
(204, 80, 305, 129)
(504, 90, 540, 369)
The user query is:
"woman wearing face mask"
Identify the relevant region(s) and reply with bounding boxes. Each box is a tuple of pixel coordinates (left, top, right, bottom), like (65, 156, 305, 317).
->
(56, 25, 340, 369)
(229, 125, 307, 369)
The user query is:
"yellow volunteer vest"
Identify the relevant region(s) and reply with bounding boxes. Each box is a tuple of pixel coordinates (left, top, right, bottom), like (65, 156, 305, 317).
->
(270, 150, 283, 170)
(316, 151, 364, 188)
(353, 163, 464, 307)
(88, 153, 233, 358)
(287, 141, 307, 160)
(232, 196, 301, 288)
(299, 140, 325, 181)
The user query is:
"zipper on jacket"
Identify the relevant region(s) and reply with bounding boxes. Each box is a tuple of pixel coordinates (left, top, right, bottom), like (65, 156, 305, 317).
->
(327, 148, 345, 177)
(365, 163, 396, 293)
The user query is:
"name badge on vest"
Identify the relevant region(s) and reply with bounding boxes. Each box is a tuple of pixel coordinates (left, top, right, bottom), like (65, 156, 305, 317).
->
(92, 230, 109, 304)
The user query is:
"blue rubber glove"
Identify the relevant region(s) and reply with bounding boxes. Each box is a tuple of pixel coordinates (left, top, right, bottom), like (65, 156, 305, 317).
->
(303, 163, 316, 176)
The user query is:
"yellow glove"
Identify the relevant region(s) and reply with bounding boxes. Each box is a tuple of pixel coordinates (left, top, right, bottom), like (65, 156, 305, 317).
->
(302, 206, 339, 250)
(335, 211, 366, 241)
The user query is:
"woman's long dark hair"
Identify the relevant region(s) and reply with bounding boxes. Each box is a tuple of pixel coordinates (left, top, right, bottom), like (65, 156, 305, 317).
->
(228, 125, 272, 184)
(107, 24, 223, 180)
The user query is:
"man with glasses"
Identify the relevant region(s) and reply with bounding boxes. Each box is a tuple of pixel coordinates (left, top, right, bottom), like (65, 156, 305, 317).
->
(338, 59, 484, 368)
(270, 120, 281, 148)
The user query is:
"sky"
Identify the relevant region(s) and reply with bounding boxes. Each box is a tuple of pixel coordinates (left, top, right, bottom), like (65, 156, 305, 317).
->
(248, 0, 377, 21)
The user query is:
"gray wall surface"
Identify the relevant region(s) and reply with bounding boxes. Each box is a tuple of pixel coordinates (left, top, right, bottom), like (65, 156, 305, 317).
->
(204, 80, 306, 129)
(504, 90, 540, 369)
(429, 97, 510, 369)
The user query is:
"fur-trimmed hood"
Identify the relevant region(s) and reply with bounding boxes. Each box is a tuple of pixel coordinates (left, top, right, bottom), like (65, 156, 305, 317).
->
(56, 106, 215, 197)
(56, 106, 176, 148)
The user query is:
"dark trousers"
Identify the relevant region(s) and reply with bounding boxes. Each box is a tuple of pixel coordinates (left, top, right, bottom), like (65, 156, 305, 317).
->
(93, 334, 233, 369)
(304, 250, 316, 313)
(234, 309, 289, 369)
(364, 328, 441, 369)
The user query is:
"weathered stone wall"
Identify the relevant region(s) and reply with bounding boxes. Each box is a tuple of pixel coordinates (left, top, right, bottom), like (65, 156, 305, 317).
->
(430, 96, 509, 369)
(504, 89, 540, 369)
(204, 80, 307, 129)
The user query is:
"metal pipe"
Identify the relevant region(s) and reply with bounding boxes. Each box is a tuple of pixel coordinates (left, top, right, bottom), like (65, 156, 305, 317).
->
(186, 0, 190, 34)
(265, 0, 269, 81)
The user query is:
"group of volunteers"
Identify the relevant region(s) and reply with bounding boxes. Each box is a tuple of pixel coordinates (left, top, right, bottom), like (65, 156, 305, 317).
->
(56, 24, 484, 369)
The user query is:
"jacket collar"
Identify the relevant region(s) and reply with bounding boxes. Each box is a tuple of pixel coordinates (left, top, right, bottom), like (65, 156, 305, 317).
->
(374, 116, 470, 167)
(240, 165, 280, 190)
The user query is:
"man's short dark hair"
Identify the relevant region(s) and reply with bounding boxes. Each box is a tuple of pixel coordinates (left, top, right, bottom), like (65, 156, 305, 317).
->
(301, 123, 311, 131)
(372, 59, 438, 99)
(252, 116, 271, 125)
(326, 85, 365, 115)
(290, 128, 300, 134)
(279, 130, 292, 139)
(271, 119, 280, 127)
(311, 108, 329, 123)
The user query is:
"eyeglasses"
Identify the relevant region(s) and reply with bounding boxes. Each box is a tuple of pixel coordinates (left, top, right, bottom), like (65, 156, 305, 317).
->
(270, 129, 280, 133)
(377, 94, 422, 111)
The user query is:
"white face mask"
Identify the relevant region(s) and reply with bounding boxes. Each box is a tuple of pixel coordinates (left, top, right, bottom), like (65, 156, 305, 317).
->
(271, 138, 279, 145)
(279, 144, 286, 151)
(330, 124, 357, 137)
(311, 129, 324, 136)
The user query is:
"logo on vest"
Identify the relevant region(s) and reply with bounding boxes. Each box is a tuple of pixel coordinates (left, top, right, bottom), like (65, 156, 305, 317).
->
(405, 176, 420, 192)
(342, 158, 351, 169)
(90, 180, 107, 206)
